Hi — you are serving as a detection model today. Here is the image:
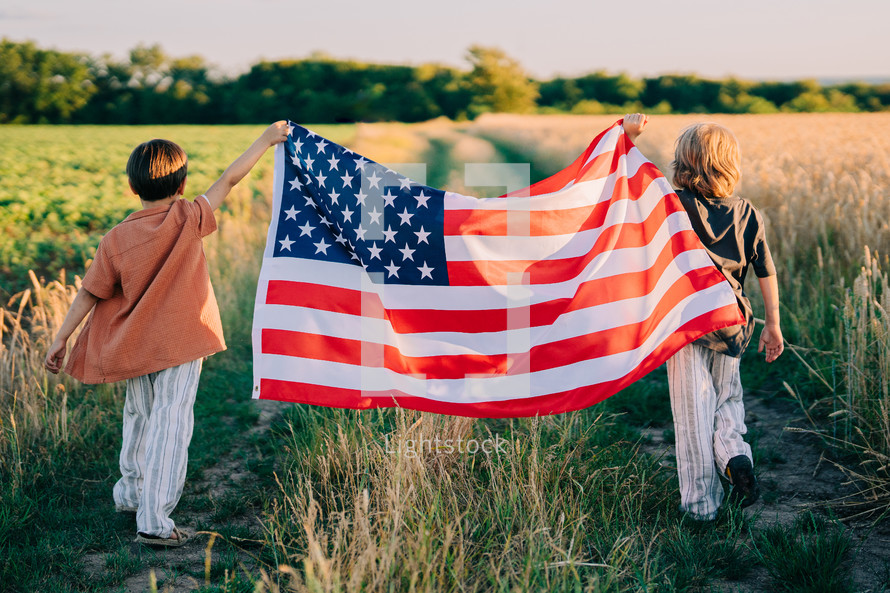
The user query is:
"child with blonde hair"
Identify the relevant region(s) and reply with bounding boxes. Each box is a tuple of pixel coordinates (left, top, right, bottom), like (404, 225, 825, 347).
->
(624, 114, 784, 521)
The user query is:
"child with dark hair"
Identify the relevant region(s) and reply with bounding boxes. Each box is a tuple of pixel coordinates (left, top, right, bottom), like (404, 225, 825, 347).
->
(45, 122, 289, 546)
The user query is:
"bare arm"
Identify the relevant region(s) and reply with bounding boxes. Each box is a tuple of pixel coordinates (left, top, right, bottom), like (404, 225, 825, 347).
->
(203, 121, 290, 211)
(622, 113, 649, 142)
(757, 275, 784, 363)
(45, 287, 100, 373)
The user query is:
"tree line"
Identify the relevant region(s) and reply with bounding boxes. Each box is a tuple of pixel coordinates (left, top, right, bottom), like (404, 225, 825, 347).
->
(2, 39, 889, 125)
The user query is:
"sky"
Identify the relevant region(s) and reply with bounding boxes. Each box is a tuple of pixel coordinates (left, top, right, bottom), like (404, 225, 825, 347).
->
(2, 0, 887, 81)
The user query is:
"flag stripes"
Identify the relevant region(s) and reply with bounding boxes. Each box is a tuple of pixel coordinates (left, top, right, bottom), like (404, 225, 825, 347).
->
(251, 120, 745, 417)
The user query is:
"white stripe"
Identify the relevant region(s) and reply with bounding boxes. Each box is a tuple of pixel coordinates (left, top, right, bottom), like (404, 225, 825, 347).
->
(255, 284, 724, 403)
(444, 178, 672, 262)
(254, 261, 735, 358)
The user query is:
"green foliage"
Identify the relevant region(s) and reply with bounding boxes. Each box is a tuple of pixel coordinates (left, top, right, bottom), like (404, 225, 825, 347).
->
(717, 79, 780, 113)
(784, 89, 860, 113)
(0, 40, 95, 123)
(466, 45, 539, 117)
(1, 38, 888, 124)
(231, 57, 468, 123)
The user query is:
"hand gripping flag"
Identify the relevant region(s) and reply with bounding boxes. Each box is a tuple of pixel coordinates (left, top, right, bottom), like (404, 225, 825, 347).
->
(251, 120, 745, 417)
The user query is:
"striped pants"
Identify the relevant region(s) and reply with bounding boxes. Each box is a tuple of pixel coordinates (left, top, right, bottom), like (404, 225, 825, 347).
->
(112, 359, 202, 537)
(666, 343, 751, 520)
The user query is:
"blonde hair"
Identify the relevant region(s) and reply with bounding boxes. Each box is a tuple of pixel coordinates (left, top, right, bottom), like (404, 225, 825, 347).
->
(671, 123, 741, 198)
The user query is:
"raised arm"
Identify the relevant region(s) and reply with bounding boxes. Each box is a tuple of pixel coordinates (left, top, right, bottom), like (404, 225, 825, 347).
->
(757, 275, 784, 362)
(203, 121, 290, 211)
(45, 287, 100, 373)
(622, 113, 649, 143)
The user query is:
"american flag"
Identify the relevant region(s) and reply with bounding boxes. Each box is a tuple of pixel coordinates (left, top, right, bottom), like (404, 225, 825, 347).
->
(250, 120, 744, 417)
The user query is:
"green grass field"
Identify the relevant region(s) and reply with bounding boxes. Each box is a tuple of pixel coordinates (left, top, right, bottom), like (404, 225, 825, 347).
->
(1, 118, 887, 592)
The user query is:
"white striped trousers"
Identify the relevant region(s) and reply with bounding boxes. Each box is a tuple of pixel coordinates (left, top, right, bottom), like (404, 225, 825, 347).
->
(666, 342, 751, 520)
(113, 358, 202, 537)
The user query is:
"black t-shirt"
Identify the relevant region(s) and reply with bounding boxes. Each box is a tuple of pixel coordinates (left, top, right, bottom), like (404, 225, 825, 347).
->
(676, 189, 777, 357)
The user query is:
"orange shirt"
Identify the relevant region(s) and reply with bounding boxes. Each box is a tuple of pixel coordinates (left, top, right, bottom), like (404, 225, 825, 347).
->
(65, 196, 226, 384)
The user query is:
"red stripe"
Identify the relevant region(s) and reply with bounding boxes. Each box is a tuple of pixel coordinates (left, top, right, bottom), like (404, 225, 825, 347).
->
(257, 302, 741, 418)
(261, 273, 740, 379)
(447, 203, 695, 287)
(445, 161, 665, 237)
(265, 235, 722, 335)
(266, 280, 385, 319)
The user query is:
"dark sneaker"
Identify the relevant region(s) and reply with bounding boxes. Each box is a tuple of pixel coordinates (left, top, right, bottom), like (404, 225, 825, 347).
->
(725, 455, 760, 507)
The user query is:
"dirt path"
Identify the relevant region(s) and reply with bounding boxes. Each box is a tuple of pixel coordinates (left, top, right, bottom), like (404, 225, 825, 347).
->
(643, 393, 890, 592)
(82, 399, 290, 593)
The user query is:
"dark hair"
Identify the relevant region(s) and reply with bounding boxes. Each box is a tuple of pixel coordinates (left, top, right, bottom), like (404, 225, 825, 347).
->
(126, 139, 188, 201)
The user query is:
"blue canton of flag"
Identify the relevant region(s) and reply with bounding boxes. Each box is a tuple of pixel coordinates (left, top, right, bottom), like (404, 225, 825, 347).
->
(272, 122, 448, 286)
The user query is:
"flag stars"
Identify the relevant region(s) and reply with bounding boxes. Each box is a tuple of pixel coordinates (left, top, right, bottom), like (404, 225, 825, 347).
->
(313, 238, 330, 255)
(397, 207, 414, 226)
(414, 191, 431, 208)
(382, 225, 398, 243)
(415, 226, 430, 244)
(385, 261, 400, 278)
(278, 128, 447, 283)
(399, 243, 415, 261)
(418, 261, 434, 280)
(368, 207, 382, 225)
(298, 221, 315, 237)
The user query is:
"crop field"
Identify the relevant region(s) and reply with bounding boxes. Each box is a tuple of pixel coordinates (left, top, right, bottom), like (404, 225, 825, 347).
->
(1, 114, 889, 592)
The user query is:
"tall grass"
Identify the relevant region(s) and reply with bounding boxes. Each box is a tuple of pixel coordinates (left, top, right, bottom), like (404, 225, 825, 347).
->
(259, 407, 691, 592)
(819, 247, 890, 518)
(0, 270, 118, 493)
